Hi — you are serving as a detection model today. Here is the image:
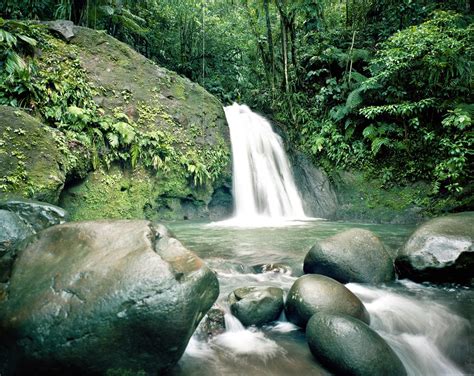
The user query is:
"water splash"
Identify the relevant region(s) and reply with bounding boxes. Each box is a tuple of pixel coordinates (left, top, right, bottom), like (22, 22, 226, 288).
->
(347, 283, 469, 376)
(220, 103, 308, 227)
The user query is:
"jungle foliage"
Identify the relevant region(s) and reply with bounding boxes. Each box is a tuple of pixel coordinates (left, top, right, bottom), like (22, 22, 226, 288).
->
(0, 0, 472, 210)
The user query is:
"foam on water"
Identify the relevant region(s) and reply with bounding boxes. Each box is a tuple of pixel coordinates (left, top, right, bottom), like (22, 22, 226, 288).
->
(347, 283, 469, 376)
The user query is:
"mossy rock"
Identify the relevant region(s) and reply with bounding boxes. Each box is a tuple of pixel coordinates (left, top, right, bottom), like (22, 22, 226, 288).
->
(70, 26, 230, 152)
(60, 164, 223, 221)
(55, 27, 233, 220)
(0, 106, 66, 203)
(332, 171, 430, 224)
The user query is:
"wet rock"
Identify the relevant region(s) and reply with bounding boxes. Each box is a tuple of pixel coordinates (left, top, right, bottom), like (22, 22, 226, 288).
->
(0, 198, 68, 233)
(304, 228, 395, 283)
(195, 305, 226, 340)
(396, 212, 474, 284)
(306, 313, 406, 376)
(285, 274, 369, 328)
(252, 263, 292, 275)
(229, 286, 284, 327)
(289, 151, 338, 219)
(0, 220, 219, 375)
(41, 20, 75, 41)
(0, 210, 34, 283)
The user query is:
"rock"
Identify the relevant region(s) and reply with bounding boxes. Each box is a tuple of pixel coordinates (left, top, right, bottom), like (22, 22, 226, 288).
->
(332, 171, 429, 224)
(57, 26, 232, 221)
(0, 198, 69, 233)
(285, 274, 369, 328)
(289, 151, 338, 219)
(195, 305, 226, 340)
(41, 20, 75, 41)
(0, 106, 67, 204)
(304, 228, 395, 284)
(0, 210, 34, 283)
(0, 220, 219, 375)
(396, 212, 474, 284)
(306, 313, 406, 376)
(229, 286, 284, 327)
(252, 263, 292, 275)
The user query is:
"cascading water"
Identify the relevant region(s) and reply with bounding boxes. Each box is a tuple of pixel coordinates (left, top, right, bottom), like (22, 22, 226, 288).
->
(223, 103, 307, 224)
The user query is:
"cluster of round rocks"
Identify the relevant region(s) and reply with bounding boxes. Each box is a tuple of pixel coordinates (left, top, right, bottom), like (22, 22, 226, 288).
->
(227, 228, 407, 376)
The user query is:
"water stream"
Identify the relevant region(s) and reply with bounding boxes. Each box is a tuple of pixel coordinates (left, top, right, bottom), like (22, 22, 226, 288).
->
(167, 221, 473, 376)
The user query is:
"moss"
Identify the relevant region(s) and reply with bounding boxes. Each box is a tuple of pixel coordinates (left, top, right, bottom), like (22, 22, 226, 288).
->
(0, 106, 67, 204)
(60, 166, 156, 221)
(333, 171, 431, 224)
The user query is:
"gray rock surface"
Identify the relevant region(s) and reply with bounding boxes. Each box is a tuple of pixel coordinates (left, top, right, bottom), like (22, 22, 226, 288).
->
(285, 274, 369, 328)
(290, 152, 338, 219)
(304, 228, 395, 283)
(396, 212, 473, 283)
(0, 220, 218, 375)
(0, 198, 69, 233)
(0, 210, 34, 283)
(306, 313, 406, 376)
(42, 20, 75, 41)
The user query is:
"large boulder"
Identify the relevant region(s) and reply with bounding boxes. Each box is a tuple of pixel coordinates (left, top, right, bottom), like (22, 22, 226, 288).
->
(0, 198, 69, 233)
(0, 220, 219, 375)
(0, 107, 67, 204)
(306, 313, 406, 376)
(396, 212, 474, 283)
(58, 26, 232, 221)
(304, 228, 395, 283)
(285, 274, 369, 328)
(229, 286, 284, 327)
(0, 210, 34, 284)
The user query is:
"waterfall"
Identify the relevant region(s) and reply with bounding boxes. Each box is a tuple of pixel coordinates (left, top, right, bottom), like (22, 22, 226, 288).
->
(223, 103, 307, 224)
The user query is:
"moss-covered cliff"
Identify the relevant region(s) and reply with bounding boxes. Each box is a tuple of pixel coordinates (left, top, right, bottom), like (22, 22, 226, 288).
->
(0, 23, 232, 220)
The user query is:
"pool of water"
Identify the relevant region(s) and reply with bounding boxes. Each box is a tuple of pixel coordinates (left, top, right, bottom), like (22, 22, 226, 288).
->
(165, 220, 474, 376)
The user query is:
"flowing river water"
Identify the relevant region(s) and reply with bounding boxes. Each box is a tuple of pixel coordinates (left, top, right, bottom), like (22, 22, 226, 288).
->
(167, 220, 474, 376)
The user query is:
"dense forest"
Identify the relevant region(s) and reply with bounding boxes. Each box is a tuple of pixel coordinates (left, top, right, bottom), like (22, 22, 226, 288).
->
(0, 0, 472, 212)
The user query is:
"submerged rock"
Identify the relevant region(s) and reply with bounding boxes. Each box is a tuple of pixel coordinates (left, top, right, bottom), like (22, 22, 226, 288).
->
(229, 286, 284, 327)
(195, 304, 226, 340)
(0, 220, 218, 375)
(252, 263, 293, 275)
(0, 198, 68, 233)
(304, 228, 395, 283)
(396, 212, 474, 284)
(285, 274, 369, 328)
(306, 313, 406, 376)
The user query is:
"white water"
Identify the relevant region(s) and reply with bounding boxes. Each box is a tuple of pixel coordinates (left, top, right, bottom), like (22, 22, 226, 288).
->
(221, 103, 307, 226)
(348, 283, 469, 376)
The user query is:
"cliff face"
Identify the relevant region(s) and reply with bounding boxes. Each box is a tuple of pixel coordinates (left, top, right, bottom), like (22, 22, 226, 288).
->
(1, 23, 233, 221)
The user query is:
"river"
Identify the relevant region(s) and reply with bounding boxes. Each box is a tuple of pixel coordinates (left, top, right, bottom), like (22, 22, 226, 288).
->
(166, 220, 474, 376)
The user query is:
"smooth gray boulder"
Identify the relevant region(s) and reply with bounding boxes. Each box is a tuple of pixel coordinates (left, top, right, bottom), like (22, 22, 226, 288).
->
(42, 20, 75, 41)
(285, 274, 369, 328)
(307, 313, 406, 376)
(0, 210, 34, 283)
(396, 212, 473, 283)
(304, 228, 395, 283)
(0, 220, 218, 375)
(0, 198, 69, 233)
(229, 286, 284, 327)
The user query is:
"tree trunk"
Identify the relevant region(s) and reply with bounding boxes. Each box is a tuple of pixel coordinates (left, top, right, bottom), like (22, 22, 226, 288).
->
(243, 0, 271, 85)
(263, 0, 275, 94)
